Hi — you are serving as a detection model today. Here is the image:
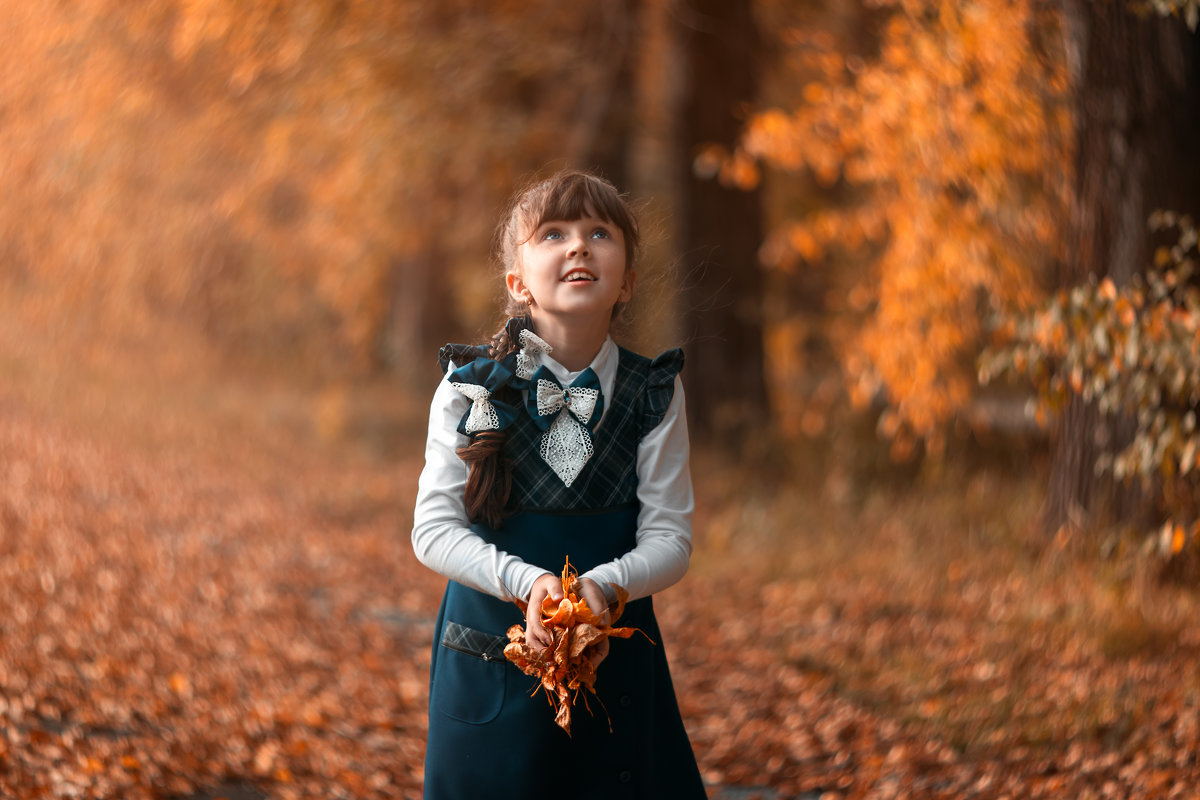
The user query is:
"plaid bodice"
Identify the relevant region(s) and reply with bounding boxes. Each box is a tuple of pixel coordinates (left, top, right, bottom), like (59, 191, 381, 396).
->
(439, 343, 684, 515)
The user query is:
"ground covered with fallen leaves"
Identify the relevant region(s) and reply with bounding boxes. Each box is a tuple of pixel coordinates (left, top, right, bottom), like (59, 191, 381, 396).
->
(2, 335, 1200, 799)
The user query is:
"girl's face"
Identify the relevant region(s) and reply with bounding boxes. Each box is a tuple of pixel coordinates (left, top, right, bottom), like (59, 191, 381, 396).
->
(506, 209, 634, 329)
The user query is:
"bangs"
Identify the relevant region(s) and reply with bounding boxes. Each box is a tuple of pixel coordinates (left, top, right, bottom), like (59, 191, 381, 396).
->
(521, 173, 639, 250)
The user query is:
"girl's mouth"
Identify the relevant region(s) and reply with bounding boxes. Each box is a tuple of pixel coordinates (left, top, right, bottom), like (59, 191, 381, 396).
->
(562, 270, 597, 283)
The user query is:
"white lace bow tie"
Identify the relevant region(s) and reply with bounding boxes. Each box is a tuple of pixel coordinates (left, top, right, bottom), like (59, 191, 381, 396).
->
(534, 379, 600, 427)
(528, 368, 602, 488)
(515, 329, 605, 487)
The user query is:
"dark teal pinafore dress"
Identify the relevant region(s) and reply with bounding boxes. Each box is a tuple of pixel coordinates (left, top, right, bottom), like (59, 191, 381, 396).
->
(423, 345, 706, 799)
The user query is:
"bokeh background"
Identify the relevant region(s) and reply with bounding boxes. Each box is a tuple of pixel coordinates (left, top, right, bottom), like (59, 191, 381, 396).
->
(3, 1, 1200, 798)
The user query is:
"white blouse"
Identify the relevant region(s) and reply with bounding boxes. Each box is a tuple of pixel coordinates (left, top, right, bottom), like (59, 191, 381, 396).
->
(411, 336, 694, 604)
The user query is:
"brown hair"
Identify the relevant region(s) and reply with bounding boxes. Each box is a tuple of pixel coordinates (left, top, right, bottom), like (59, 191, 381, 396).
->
(460, 170, 641, 528)
(457, 431, 511, 529)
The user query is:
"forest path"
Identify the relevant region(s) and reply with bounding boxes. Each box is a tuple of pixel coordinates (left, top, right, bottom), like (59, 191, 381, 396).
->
(1, 362, 1198, 798)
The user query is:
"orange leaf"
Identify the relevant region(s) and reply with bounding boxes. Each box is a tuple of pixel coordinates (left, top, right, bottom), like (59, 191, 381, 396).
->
(569, 624, 605, 659)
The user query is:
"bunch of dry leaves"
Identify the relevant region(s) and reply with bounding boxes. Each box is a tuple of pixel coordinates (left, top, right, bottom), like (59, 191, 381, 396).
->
(503, 559, 646, 735)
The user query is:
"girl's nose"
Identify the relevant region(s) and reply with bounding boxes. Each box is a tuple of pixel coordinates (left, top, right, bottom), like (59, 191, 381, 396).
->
(567, 235, 589, 258)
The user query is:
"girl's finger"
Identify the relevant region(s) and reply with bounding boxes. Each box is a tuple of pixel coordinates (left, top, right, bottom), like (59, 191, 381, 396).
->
(527, 616, 550, 649)
(587, 638, 610, 668)
(525, 573, 562, 650)
(526, 600, 553, 649)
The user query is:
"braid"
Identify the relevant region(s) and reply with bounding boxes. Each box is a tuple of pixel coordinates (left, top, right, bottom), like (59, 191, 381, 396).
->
(489, 327, 515, 361)
(489, 314, 529, 360)
(487, 319, 520, 359)
(457, 432, 511, 529)
(459, 315, 530, 529)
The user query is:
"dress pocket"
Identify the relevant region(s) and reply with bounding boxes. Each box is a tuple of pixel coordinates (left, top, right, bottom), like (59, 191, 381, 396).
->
(432, 621, 508, 725)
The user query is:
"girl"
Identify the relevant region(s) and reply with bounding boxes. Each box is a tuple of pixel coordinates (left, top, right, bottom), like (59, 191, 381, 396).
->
(412, 170, 707, 799)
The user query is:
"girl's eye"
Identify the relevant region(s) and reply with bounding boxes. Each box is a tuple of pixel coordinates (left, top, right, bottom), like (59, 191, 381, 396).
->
(591, 228, 610, 239)
(543, 230, 562, 241)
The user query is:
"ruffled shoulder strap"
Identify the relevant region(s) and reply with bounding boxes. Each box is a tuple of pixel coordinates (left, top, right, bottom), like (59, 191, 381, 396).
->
(438, 343, 491, 374)
(643, 347, 685, 434)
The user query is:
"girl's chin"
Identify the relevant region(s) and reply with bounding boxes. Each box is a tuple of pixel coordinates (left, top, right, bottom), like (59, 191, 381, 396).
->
(532, 303, 621, 321)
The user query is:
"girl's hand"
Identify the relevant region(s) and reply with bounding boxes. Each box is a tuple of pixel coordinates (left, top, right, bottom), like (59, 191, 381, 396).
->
(525, 575, 612, 668)
(577, 577, 612, 668)
(525, 573, 564, 651)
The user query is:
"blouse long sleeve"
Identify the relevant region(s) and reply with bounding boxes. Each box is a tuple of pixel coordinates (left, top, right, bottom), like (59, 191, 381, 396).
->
(579, 375, 694, 602)
(410, 372, 550, 602)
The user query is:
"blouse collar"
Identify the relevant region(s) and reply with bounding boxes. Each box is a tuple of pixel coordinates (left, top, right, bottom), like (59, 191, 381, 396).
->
(519, 329, 616, 378)
(518, 330, 619, 410)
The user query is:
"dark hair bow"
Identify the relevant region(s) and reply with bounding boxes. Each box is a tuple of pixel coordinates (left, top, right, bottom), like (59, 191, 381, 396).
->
(448, 358, 521, 436)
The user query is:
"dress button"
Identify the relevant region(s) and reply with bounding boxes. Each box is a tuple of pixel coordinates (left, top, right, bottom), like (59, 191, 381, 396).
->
(618, 770, 632, 783)
(619, 694, 632, 707)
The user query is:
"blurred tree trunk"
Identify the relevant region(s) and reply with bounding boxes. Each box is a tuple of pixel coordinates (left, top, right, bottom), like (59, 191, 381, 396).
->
(568, 0, 639, 188)
(1046, 0, 1200, 535)
(674, 0, 768, 442)
(378, 180, 461, 383)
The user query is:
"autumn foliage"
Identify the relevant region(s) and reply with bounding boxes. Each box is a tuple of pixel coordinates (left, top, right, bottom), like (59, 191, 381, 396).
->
(504, 559, 646, 735)
(1, 0, 1079, 454)
(982, 213, 1200, 551)
(728, 0, 1073, 454)
(0, 0, 640, 372)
